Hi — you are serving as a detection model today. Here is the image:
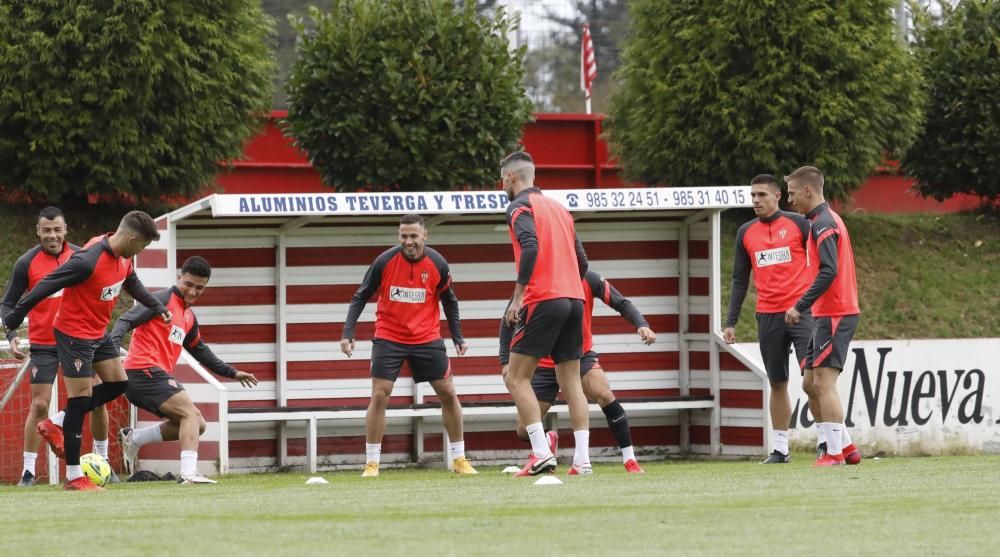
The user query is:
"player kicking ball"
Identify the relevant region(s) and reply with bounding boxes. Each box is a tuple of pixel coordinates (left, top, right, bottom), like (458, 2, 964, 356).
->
(111, 256, 257, 484)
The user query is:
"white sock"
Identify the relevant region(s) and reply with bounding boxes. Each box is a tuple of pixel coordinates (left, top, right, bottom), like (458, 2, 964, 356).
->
(23, 452, 37, 475)
(772, 430, 789, 455)
(573, 430, 590, 467)
(51, 411, 65, 427)
(816, 422, 828, 446)
(825, 423, 843, 456)
(841, 427, 854, 448)
(365, 443, 382, 465)
(621, 445, 635, 464)
(448, 441, 465, 460)
(525, 422, 551, 458)
(93, 439, 109, 459)
(180, 450, 198, 476)
(66, 465, 83, 481)
(132, 425, 164, 447)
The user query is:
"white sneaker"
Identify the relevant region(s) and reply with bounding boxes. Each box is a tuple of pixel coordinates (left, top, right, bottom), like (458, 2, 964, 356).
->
(177, 474, 218, 484)
(567, 463, 593, 475)
(118, 427, 139, 476)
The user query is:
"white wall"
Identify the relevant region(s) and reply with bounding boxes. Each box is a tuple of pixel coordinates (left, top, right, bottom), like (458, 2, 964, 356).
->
(737, 339, 1000, 455)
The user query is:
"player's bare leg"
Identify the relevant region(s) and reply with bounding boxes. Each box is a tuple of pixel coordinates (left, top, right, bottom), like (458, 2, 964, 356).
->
(813, 366, 846, 466)
(802, 368, 825, 455)
(362, 378, 395, 476)
(19, 383, 52, 486)
(430, 376, 476, 474)
(505, 353, 556, 475)
(758, 378, 793, 464)
(158, 390, 213, 483)
(555, 358, 590, 474)
(515, 401, 553, 442)
(583, 366, 643, 472)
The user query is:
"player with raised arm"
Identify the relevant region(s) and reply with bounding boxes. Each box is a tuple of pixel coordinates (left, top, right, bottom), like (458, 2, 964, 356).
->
(111, 256, 257, 484)
(500, 269, 655, 474)
(341, 214, 476, 477)
(2, 211, 172, 490)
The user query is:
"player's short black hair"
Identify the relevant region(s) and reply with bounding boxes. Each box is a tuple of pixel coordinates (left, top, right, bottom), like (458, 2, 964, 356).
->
(38, 206, 65, 223)
(400, 214, 425, 227)
(750, 174, 781, 190)
(180, 256, 212, 279)
(500, 151, 533, 172)
(120, 210, 160, 241)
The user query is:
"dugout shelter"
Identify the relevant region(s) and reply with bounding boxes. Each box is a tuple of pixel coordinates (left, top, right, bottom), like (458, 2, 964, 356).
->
(128, 187, 768, 476)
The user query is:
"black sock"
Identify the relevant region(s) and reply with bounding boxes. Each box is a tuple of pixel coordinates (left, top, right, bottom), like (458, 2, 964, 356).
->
(601, 400, 633, 449)
(89, 381, 128, 410)
(64, 396, 91, 466)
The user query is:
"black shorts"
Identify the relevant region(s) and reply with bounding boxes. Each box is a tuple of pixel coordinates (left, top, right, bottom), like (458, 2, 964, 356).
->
(371, 338, 450, 383)
(28, 345, 60, 385)
(126, 367, 185, 418)
(531, 351, 600, 404)
(808, 315, 860, 370)
(54, 329, 120, 379)
(756, 311, 813, 382)
(510, 298, 584, 363)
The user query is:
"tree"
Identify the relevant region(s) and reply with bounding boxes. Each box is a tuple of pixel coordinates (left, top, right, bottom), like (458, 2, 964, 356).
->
(263, 0, 316, 109)
(523, 0, 628, 113)
(903, 0, 1000, 203)
(606, 0, 925, 197)
(0, 1, 275, 201)
(284, 0, 532, 192)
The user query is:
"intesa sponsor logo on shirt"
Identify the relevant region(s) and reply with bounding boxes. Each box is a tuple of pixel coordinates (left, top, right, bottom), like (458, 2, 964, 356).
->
(99, 279, 125, 301)
(754, 246, 792, 268)
(168, 325, 185, 346)
(389, 286, 426, 304)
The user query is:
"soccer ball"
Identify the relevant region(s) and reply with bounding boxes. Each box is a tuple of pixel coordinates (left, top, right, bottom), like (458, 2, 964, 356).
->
(80, 453, 112, 487)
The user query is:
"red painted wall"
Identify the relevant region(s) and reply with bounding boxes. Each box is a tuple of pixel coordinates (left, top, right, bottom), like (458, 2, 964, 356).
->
(214, 111, 985, 214)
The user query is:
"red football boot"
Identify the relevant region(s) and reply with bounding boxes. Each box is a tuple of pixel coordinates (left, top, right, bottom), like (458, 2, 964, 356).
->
(37, 418, 65, 458)
(843, 443, 862, 465)
(64, 476, 103, 491)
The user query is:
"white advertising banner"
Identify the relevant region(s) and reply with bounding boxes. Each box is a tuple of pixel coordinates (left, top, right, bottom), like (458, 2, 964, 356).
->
(736, 338, 1000, 454)
(208, 186, 751, 217)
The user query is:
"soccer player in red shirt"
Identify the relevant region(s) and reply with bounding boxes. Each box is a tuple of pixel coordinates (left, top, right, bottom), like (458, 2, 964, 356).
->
(1, 207, 111, 486)
(500, 269, 656, 474)
(111, 256, 257, 484)
(501, 151, 591, 476)
(724, 175, 815, 464)
(2, 211, 172, 490)
(340, 214, 476, 477)
(785, 166, 862, 467)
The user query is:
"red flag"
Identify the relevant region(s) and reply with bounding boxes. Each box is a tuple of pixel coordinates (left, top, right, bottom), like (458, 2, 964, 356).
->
(580, 24, 597, 102)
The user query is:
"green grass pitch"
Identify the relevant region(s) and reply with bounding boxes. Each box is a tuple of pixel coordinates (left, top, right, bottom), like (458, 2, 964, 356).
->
(4, 455, 999, 556)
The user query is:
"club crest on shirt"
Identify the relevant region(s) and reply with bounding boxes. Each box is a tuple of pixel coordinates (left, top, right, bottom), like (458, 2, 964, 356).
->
(167, 325, 185, 346)
(389, 285, 426, 304)
(755, 246, 792, 268)
(99, 279, 125, 301)
(421, 271, 429, 283)
(778, 228, 787, 239)
(73, 359, 83, 371)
